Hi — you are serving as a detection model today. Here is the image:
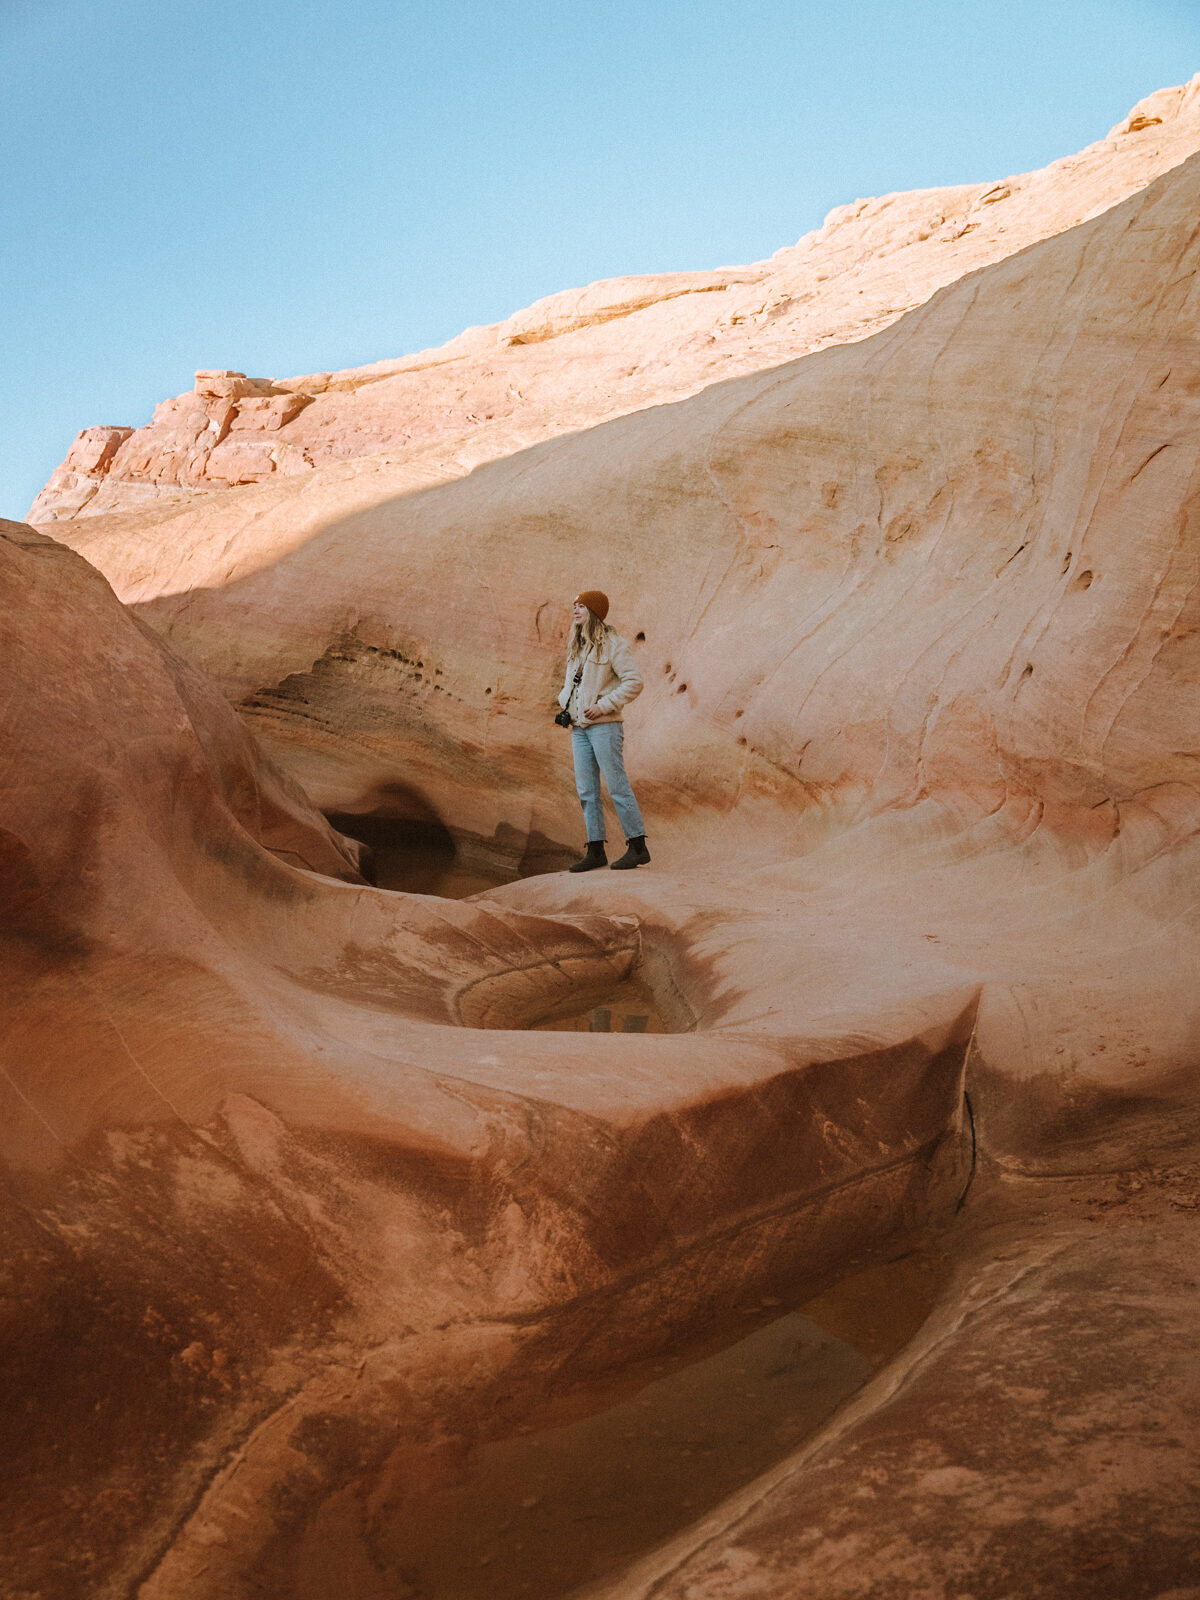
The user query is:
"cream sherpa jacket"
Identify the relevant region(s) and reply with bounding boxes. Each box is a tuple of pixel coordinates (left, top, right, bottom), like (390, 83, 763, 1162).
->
(557, 628, 644, 725)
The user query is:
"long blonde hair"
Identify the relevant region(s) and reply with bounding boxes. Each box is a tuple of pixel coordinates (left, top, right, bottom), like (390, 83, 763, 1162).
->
(569, 611, 609, 661)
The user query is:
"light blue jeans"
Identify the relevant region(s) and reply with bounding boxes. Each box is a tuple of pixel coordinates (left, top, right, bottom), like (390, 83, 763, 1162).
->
(571, 721, 646, 842)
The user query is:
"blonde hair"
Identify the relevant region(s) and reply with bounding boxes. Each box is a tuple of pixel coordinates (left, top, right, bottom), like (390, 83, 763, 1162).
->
(569, 611, 609, 660)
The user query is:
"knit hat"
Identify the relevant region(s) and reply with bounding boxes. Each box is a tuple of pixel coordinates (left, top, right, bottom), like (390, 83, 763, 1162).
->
(574, 590, 610, 621)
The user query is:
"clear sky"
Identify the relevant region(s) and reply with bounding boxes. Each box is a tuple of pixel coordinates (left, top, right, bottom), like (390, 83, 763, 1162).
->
(2, 0, 1198, 519)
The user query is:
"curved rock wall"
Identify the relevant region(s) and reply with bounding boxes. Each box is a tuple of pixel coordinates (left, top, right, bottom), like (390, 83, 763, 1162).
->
(28, 78, 1200, 524)
(1, 519, 975, 1595)
(7, 79, 1200, 1600)
(45, 143, 1200, 1174)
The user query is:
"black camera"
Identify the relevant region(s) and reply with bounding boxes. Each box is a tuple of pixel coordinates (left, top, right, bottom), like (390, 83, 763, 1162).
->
(553, 709, 573, 728)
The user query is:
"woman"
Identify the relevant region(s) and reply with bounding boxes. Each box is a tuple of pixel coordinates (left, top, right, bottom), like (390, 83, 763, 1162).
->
(557, 590, 650, 871)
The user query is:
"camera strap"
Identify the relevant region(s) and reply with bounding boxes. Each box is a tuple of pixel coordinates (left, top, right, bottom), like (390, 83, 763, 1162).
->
(564, 664, 585, 726)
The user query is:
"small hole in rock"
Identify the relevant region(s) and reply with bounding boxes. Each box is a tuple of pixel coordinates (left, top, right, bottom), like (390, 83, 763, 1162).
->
(677, 683, 688, 693)
(635, 631, 646, 642)
(1074, 569, 1094, 590)
(485, 687, 492, 695)
(734, 710, 744, 718)
(527, 972, 680, 1036)
(663, 663, 672, 674)
(1062, 552, 1072, 573)
(1021, 663, 1034, 679)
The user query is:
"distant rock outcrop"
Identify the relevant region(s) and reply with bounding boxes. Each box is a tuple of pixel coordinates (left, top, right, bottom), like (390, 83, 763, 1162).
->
(28, 76, 1200, 523)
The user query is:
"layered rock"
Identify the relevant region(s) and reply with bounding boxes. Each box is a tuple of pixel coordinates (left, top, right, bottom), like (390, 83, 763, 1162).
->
(8, 77, 1200, 1600)
(31, 371, 318, 519)
(1, 518, 974, 1596)
(28, 76, 1200, 523)
(585, 1175, 1200, 1600)
(46, 126, 1200, 1169)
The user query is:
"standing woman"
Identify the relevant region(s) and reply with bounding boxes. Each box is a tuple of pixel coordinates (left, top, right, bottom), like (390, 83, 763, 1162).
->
(557, 590, 650, 871)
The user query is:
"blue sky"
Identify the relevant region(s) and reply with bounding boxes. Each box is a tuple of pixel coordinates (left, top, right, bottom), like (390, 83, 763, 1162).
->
(2, 0, 1198, 518)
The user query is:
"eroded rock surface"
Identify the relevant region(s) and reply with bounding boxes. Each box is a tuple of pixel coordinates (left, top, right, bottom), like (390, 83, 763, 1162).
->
(28, 77, 1200, 523)
(583, 1168, 1200, 1600)
(1, 521, 973, 1596)
(8, 78, 1200, 1600)
(48, 123, 1200, 1174)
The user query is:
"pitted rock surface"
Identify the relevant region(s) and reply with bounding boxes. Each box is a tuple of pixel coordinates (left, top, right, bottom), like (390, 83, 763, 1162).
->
(27, 77, 1200, 524)
(6, 78, 1200, 1600)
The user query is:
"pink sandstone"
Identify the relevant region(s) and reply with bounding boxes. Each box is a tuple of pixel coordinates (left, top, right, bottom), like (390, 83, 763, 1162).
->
(48, 121, 1200, 1174)
(1, 517, 975, 1594)
(5, 78, 1200, 1600)
(27, 76, 1200, 525)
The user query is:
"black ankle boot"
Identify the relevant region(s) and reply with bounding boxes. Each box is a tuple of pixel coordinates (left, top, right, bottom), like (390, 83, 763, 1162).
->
(568, 840, 608, 872)
(610, 836, 650, 870)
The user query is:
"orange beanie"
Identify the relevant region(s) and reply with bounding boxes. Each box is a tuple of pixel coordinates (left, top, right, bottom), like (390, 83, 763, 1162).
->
(574, 590, 609, 621)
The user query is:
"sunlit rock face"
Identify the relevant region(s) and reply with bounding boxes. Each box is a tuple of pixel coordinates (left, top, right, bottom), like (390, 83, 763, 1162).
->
(27, 77, 1200, 525)
(7, 81, 1200, 1600)
(47, 132, 1200, 1175)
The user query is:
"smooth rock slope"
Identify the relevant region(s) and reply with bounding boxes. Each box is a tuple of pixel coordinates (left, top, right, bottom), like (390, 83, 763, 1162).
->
(28, 76, 1200, 524)
(44, 113, 1200, 1173)
(8, 77, 1200, 1600)
(1, 520, 973, 1597)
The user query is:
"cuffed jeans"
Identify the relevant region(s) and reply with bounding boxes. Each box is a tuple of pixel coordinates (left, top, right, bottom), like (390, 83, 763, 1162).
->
(571, 721, 646, 842)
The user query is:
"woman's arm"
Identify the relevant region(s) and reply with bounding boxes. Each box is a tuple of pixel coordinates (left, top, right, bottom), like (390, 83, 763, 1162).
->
(593, 634, 644, 714)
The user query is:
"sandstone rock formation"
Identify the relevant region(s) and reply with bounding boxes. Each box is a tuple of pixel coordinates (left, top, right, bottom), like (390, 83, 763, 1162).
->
(586, 1179, 1200, 1600)
(48, 107, 1200, 1170)
(1, 520, 974, 1596)
(9, 77, 1200, 1600)
(28, 76, 1200, 524)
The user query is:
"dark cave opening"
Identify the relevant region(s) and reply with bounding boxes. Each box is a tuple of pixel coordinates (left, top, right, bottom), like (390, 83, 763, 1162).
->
(326, 812, 512, 898)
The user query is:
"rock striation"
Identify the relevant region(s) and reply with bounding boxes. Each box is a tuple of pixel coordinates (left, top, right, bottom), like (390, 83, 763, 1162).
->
(8, 77, 1200, 1600)
(31, 371, 318, 519)
(28, 76, 1200, 523)
(1, 519, 974, 1595)
(46, 101, 1200, 1171)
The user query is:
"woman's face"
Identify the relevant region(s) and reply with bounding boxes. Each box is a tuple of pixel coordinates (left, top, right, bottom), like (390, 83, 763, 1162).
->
(571, 600, 589, 626)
